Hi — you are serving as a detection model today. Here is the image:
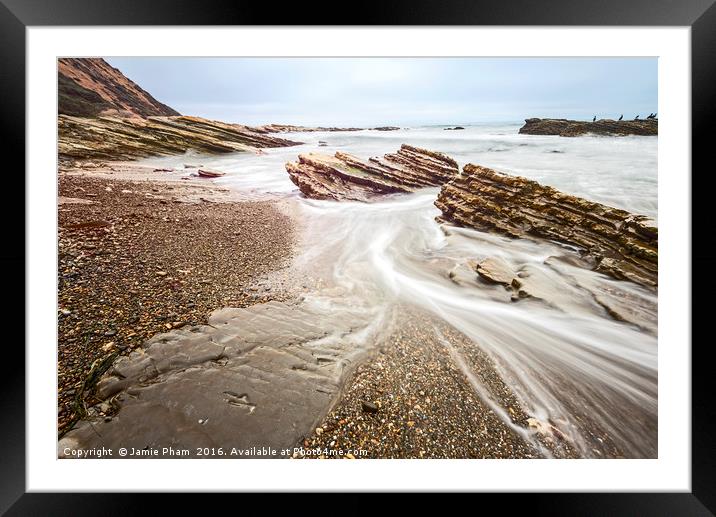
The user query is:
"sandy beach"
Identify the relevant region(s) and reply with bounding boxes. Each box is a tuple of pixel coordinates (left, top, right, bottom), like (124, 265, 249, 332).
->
(57, 163, 295, 435)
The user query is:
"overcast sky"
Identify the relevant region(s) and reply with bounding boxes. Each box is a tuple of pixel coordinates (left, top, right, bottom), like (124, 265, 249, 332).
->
(105, 57, 657, 126)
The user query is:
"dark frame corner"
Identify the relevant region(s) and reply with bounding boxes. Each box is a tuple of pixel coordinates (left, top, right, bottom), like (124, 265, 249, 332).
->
(3, 0, 713, 514)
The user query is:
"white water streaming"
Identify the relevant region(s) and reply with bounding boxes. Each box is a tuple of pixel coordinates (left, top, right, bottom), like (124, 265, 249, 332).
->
(138, 124, 658, 458)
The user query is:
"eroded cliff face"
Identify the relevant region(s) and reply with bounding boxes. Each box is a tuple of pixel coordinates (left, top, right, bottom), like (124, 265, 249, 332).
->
(435, 164, 658, 287)
(285, 144, 459, 201)
(58, 115, 302, 161)
(519, 118, 658, 137)
(58, 58, 180, 118)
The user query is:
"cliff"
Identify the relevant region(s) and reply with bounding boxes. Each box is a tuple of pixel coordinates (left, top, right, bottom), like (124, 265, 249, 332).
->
(58, 115, 301, 161)
(58, 58, 180, 118)
(285, 144, 459, 201)
(435, 164, 657, 287)
(519, 118, 658, 137)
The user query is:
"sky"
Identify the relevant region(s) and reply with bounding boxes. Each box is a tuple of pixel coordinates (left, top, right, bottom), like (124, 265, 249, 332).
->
(106, 57, 657, 127)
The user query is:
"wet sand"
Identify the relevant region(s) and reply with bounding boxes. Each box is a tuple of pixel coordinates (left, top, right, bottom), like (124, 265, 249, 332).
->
(57, 162, 655, 459)
(57, 163, 295, 435)
(298, 308, 582, 459)
(297, 309, 540, 458)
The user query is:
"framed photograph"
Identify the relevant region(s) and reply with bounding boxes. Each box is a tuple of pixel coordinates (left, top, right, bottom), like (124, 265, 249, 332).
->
(5, 0, 712, 512)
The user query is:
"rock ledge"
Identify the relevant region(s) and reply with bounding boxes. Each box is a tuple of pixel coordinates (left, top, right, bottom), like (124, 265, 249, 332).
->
(285, 144, 459, 201)
(519, 118, 658, 137)
(435, 164, 658, 287)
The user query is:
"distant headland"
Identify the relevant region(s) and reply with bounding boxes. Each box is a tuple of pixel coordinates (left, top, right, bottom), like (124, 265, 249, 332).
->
(519, 117, 658, 137)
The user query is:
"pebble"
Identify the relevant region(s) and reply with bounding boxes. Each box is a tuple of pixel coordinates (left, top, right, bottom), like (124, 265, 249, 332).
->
(361, 400, 379, 414)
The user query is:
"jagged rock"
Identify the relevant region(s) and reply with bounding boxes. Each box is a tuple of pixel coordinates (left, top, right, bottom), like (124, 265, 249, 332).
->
(285, 144, 459, 201)
(435, 164, 658, 288)
(476, 257, 517, 286)
(444, 126, 465, 130)
(372, 126, 400, 131)
(58, 58, 179, 118)
(519, 118, 657, 137)
(58, 115, 302, 160)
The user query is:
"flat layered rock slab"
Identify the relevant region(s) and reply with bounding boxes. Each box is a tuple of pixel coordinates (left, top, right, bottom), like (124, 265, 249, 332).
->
(476, 257, 517, 286)
(285, 144, 459, 201)
(59, 299, 387, 458)
(58, 115, 302, 161)
(435, 164, 658, 288)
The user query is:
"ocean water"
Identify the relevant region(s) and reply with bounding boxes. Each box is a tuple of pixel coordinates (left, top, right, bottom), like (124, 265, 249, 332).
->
(143, 123, 657, 219)
(138, 124, 658, 458)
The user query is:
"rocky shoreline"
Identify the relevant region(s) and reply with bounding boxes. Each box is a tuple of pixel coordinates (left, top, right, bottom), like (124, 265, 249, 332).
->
(55, 57, 657, 460)
(284, 143, 657, 288)
(57, 152, 657, 457)
(518, 117, 658, 137)
(435, 164, 658, 288)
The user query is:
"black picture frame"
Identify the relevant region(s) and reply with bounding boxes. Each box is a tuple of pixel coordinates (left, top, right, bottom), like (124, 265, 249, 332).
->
(3, 0, 712, 513)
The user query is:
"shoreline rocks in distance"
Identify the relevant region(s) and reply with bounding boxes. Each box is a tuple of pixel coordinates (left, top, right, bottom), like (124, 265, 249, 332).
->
(518, 118, 658, 137)
(252, 124, 365, 133)
(444, 126, 465, 130)
(254, 124, 401, 133)
(435, 164, 657, 287)
(58, 115, 303, 161)
(285, 144, 459, 202)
